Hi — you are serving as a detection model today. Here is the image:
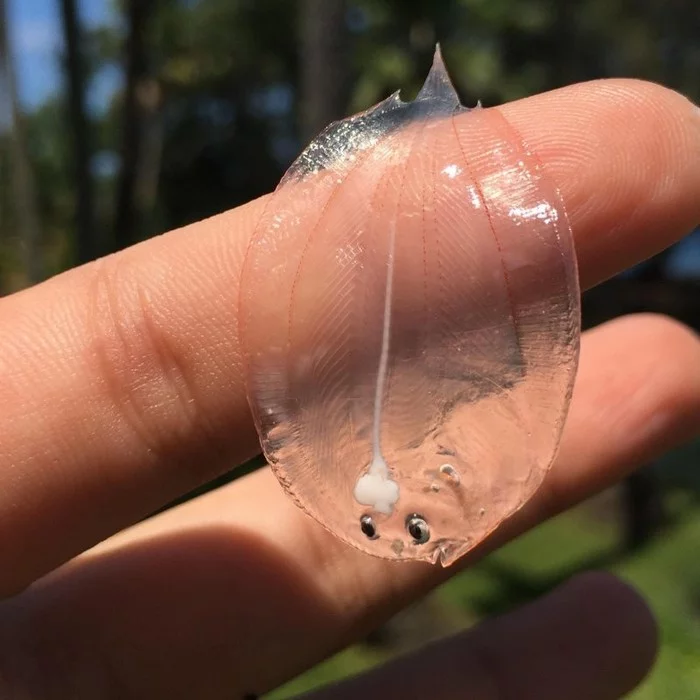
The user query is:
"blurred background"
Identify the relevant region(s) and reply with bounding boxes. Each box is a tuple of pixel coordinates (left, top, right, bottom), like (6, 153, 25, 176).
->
(0, 0, 698, 697)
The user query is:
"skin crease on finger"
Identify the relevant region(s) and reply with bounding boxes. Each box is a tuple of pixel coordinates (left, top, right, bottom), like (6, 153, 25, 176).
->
(0, 314, 697, 699)
(0, 80, 697, 599)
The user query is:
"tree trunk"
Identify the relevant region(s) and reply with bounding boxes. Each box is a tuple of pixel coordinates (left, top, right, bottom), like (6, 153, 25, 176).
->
(134, 77, 164, 240)
(114, 0, 158, 251)
(622, 470, 667, 550)
(299, 0, 349, 142)
(0, 0, 43, 285)
(58, 0, 96, 264)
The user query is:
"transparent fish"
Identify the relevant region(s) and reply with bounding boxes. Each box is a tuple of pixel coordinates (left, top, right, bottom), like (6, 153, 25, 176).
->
(238, 46, 581, 566)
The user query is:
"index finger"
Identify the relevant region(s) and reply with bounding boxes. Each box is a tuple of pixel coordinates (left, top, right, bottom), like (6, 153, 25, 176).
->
(0, 78, 698, 596)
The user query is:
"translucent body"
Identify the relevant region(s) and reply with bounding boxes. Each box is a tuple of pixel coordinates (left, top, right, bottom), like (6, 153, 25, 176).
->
(238, 47, 581, 566)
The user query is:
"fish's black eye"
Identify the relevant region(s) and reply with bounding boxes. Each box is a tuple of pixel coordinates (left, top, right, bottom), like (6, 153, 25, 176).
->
(360, 514, 378, 539)
(406, 514, 430, 544)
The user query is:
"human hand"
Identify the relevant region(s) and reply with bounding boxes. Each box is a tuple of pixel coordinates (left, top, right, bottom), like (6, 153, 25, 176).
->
(0, 79, 698, 699)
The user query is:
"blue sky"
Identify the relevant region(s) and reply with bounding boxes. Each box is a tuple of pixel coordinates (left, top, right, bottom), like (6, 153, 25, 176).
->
(8, 0, 120, 110)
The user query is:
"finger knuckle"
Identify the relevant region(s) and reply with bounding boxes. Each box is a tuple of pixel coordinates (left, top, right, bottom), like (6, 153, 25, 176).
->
(86, 254, 216, 468)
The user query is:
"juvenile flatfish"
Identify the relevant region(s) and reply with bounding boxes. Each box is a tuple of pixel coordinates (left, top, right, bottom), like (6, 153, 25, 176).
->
(238, 46, 580, 566)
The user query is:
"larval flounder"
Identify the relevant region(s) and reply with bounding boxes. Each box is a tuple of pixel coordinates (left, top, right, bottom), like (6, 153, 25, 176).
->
(238, 46, 581, 566)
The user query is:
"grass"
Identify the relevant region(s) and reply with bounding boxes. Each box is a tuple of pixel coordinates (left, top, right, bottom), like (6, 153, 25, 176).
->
(268, 442, 700, 699)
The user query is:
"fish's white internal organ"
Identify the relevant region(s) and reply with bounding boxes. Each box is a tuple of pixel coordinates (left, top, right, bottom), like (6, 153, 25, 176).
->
(353, 455, 400, 514)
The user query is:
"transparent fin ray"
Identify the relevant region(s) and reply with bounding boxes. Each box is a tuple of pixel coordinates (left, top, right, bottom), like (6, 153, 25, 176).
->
(239, 46, 581, 566)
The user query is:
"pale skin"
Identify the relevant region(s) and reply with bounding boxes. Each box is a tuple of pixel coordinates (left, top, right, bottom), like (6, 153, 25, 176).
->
(0, 79, 699, 699)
